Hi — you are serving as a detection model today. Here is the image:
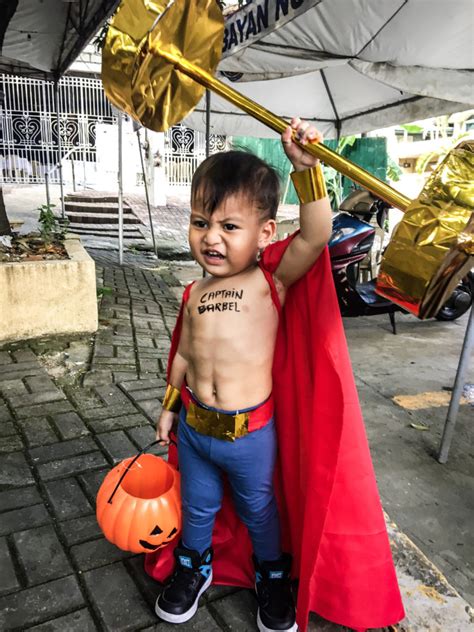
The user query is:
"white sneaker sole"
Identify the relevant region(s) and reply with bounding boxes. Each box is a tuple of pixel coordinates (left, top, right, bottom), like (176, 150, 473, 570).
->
(155, 571, 213, 624)
(257, 609, 298, 632)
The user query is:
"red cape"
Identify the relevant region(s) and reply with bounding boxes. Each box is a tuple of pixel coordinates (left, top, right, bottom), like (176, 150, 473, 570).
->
(145, 235, 404, 631)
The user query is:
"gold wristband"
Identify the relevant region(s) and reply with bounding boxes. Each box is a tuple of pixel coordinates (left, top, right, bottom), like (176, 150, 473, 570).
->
(162, 384, 182, 413)
(291, 164, 327, 204)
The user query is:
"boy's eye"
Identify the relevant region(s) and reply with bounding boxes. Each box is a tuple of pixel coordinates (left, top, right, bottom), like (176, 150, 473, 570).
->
(224, 223, 238, 231)
(193, 220, 208, 228)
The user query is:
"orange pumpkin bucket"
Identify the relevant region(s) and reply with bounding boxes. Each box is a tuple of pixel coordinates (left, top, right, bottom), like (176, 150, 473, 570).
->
(96, 443, 181, 554)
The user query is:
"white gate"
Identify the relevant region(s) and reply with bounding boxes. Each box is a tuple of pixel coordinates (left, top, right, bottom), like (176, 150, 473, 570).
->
(0, 74, 116, 185)
(0, 73, 228, 192)
(164, 124, 228, 191)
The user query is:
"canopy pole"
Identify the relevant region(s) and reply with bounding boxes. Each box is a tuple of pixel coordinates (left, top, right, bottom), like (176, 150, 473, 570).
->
(438, 307, 473, 463)
(205, 89, 211, 158)
(45, 172, 51, 208)
(54, 83, 65, 218)
(117, 111, 124, 266)
(136, 128, 158, 258)
(202, 89, 212, 279)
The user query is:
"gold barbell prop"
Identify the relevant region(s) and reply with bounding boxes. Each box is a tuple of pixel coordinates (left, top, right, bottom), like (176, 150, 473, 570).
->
(138, 40, 413, 211)
(102, 0, 473, 319)
(103, 0, 409, 211)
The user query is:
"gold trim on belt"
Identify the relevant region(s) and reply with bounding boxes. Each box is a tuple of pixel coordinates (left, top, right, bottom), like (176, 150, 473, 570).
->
(185, 402, 249, 442)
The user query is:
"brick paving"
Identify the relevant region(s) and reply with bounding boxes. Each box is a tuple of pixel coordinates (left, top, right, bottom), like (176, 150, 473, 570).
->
(1, 240, 472, 631)
(0, 247, 278, 632)
(0, 245, 348, 632)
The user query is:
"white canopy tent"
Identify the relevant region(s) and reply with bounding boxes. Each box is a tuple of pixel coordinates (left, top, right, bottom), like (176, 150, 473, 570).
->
(184, 0, 474, 138)
(0, 0, 119, 79)
(0, 0, 119, 230)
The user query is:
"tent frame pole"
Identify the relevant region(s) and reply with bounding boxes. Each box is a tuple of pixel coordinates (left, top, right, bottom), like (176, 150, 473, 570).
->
(205, 90, 211, 158)
(117, 112, 124, 265)
(438, 307, 473, 463)
(54, 82, 65, 218)
(202, 89, 212, 279)
(136, 128, 158, 258)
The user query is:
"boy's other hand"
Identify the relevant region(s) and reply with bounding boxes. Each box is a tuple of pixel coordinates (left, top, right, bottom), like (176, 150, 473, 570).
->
(156, 409, 177, 445)
(282, 117, 323, 172)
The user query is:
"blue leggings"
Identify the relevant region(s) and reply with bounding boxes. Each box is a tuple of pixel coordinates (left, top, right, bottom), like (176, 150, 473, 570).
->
(177, 406, 281, 561)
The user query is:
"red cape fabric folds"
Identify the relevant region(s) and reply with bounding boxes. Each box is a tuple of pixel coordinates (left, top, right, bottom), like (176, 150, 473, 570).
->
(145, 235, 404, 631)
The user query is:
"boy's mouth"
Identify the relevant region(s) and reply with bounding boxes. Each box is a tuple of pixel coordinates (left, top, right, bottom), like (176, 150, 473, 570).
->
(203, 249, 225, 260)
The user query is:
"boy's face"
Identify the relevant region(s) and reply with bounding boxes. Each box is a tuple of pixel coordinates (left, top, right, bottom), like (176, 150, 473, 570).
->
(189, 193, 276, 277)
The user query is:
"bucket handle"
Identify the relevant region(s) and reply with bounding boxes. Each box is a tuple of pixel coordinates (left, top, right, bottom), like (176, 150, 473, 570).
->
(107, 437, 177, 504)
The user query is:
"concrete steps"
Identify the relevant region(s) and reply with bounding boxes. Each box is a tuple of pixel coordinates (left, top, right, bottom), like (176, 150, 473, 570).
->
(66, 223, 144, 238)
(64, 193, 146, 240)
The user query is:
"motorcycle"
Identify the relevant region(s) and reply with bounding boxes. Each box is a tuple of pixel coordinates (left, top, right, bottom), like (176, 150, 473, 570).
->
(328, 189, 473, 332)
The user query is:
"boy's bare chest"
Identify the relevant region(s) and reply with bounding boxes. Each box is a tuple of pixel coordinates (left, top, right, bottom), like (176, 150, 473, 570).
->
(187, 274, 276, 328)
(195, 286, 246, 316)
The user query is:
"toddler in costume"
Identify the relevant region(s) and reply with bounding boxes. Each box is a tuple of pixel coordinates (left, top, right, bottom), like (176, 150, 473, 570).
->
(152, 118, 404, 632)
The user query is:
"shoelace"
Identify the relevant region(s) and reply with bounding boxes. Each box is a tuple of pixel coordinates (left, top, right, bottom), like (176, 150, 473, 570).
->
(169, 566, 202, 594)
(258, 578, 291, 607)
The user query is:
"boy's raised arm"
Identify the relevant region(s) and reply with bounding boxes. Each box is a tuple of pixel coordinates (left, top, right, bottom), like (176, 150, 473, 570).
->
(274, 118, 333, 288)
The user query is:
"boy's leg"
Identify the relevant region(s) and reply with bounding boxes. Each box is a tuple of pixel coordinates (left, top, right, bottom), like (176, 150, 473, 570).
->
(214, 420, 296, 632)
(220, 419, 281, 561)
(178, 413, 224, 553)
(156, 411, 223, 624)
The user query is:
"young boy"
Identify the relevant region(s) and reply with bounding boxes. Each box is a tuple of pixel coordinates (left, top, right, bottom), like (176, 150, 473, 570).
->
(153, 119, 404, 632)
(155, 117, 328, 631)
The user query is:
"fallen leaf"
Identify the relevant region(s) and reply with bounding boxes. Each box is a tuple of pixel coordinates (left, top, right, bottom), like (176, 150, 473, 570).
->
(409, 422, 430, 431)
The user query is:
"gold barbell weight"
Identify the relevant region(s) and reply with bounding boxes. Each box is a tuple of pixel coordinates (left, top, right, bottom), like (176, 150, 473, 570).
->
(102, 0, 473, 319)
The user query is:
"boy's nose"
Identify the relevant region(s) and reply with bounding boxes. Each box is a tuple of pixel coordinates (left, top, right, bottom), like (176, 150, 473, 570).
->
(203, 227, 221, 245)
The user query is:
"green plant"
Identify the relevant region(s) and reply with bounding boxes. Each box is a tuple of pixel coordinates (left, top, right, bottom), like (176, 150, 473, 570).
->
(38, 204, 69, 243)
(400, 123, 424, 135)
(97, 286, 114, 298)
(322, 135, 357, 208)
(321, 165, 342, 209)
(386, 155, 402, 182)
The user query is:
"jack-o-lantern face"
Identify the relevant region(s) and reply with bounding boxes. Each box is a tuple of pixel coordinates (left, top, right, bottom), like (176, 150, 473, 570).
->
(139, 525, 178, 551)
(96, 454, 181, 554)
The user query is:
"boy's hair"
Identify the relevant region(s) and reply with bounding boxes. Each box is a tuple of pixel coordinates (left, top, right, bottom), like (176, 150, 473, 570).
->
(191, 151, 280, 221)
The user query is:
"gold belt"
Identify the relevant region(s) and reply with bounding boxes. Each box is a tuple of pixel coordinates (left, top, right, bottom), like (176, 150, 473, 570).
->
(185, 402, 249, 442)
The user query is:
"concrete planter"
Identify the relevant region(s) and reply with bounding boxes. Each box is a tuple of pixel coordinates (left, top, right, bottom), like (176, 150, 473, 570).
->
(0, 234, 98, 343)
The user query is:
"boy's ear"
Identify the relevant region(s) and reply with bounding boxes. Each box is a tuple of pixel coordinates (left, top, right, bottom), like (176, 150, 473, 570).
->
(259, 219, 277, 248)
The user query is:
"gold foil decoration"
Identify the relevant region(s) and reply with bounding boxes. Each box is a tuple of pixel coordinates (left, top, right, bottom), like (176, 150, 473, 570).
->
(102, 0, 168, 119)
(186, 402, 249, 442)
(376, 141, 474, 319)
(130, 0, 224, 131)
(162, 384, 182, 413)
(291, 164, 328, 204)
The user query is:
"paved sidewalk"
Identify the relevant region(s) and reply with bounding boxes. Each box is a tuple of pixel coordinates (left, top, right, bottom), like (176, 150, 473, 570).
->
(0, 237, 473, 630)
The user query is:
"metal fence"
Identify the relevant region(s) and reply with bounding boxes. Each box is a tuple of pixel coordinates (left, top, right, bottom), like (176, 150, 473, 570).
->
(164, 124, 228, 189)
(0, 74, 116, 184)
(0, 73, 228, 190)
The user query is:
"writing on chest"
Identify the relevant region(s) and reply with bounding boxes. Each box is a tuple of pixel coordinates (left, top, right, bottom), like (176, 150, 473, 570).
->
(195, 288, 245, 315)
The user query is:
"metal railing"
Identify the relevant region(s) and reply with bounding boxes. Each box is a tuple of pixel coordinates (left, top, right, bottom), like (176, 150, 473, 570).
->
(0, 74, 228, 192)
(0, 74, 115, 185)
(163, 124, 228, 190)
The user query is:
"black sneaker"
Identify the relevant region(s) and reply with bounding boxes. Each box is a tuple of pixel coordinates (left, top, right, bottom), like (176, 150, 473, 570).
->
(155, 545, 213, 623)
(254, 554, 297, 632)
